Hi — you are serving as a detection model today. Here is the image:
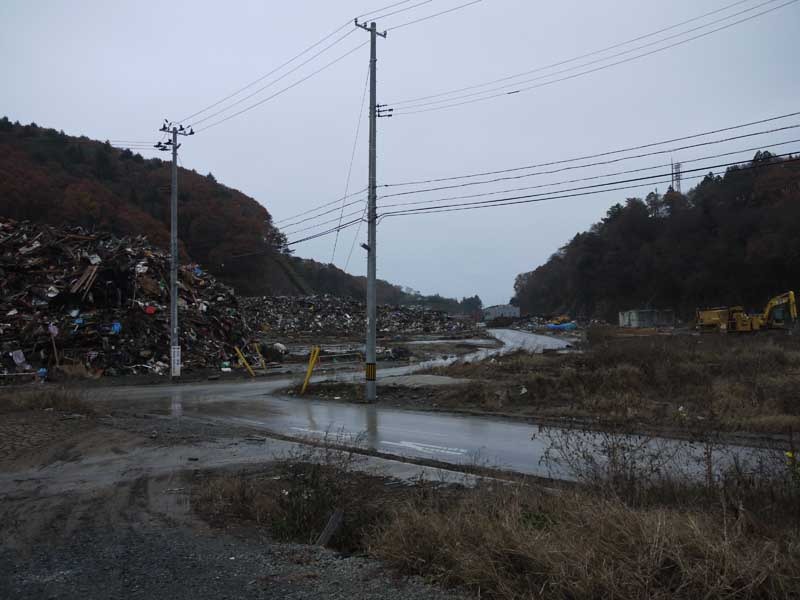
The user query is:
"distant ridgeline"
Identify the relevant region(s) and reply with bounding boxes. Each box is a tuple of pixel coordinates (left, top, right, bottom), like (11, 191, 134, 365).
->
(513, 152, 800, 320)
(0, 118, 480, 310)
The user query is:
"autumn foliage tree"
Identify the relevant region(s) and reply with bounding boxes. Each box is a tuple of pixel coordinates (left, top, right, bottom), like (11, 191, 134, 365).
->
(513, 152, 800, 320)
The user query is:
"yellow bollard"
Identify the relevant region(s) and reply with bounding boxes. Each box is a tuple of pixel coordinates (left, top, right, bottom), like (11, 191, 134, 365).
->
(252, 342, 266, 369)
(235, 346, 255, 377)
(301, 345, 320, 395)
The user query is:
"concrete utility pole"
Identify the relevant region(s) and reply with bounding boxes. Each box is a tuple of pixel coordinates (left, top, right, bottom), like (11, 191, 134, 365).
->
(155, 121, 194, 379)
(356, 19, 388, 403)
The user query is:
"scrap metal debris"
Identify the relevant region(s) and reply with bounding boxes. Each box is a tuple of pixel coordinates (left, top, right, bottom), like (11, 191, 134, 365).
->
(1, 219, 468, 380)
(240, 295, 467, 337)
(0, 218, 249, 378)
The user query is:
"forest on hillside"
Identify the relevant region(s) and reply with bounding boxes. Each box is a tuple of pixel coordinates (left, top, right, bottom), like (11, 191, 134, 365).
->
(0, 118, 285, 285)
(0, 118, 479, 309)
(513, 152, 800, 320)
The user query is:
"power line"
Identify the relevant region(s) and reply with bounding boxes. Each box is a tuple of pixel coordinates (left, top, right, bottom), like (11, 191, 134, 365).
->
(288, 128, 800, 232)
(195, 40, 369, 133)
(344, 199, 369, 271)
(179, 21, 351, 124)
(275, 187, 367, 225)
(280, 197, 365, 230)
(393, 0, 782, 111)
(378, 139, 800, 210)
(380, 153, 800, 218)
(291, 151, 800, 239)
(332, 64, 371, 264)
(380, 170, 791, 219)
(284, 207, 366, 237)
(279, 193, 365, 229)
(358, 0, 417, 19)
(393, 0, 798, 115)
(387, 0, 483, 31)
(384, 111, 800, 186)
(286, 216, 364, 247)
(287, 158, 800, 246)
(287, 153, 800, 246)
(189, 29, 357, 128)
(379, 123, 800, 198)
(370, 0, 434, 21)
(177, 0, 432, 126)
(388, 0, 754, 106)
(276, 114, 800, 231)
(285, 158, 800, 247)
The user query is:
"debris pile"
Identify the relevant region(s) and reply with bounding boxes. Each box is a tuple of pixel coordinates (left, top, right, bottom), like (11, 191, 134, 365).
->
(240, 295, 467, 337)
(0, 219, 249, 378)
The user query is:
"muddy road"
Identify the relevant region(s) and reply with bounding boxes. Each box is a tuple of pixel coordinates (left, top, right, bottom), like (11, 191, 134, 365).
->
(0, 412, 464, 599)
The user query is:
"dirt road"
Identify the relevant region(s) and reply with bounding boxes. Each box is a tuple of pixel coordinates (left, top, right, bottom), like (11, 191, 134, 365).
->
(0, 413, 464, 599)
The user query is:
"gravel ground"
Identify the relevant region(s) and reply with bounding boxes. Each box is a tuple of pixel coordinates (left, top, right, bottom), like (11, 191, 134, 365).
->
(0, 410, 465, 600)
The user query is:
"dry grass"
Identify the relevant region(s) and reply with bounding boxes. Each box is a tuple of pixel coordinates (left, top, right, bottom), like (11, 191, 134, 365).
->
(0, 387, 93, 414)
(193, 433, 800, 599)
(370, 485, 800, 599)
(193, 442, 411, 552)
(427, 333, 800, 433)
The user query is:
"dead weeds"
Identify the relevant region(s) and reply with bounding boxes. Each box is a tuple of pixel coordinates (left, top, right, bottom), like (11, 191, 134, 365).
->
(371, 485, 800, 599)
(426, 333, 800, 434)
(0, 387, 94, 415)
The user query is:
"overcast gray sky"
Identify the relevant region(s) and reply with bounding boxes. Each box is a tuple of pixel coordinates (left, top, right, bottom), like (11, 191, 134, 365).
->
(2, 0, 798, 305)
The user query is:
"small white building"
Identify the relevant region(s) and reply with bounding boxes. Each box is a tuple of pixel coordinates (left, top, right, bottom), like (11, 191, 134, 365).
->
(483, 304, 520, 321)
(618, 309, 674, 328)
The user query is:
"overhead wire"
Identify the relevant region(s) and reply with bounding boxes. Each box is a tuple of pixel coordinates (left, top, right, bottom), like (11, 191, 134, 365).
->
(284, 207, 367, 237)
(275, 187, 367, 225)
(280, 196, 366, 229)
(179, 21, 352, 124)
(343, 200, 369, 271)
(393, 0, 782, 111)
(286, 216, 364, 247)
(378, 138, 800, 210)
(379, 123, 800, 198)
(189, 29, 358, 128)
(357, 0, 418, 19)
(393, 0, 798, 115)
(380, 166, 800, 220)
(388, 0, 754, 106)
(289, 149, 800, 240)
(369, 0, 435, 22)
(386, 0, 483, 30)
(274, 114, 800, 232)
(285, 157, 800, 247)
(177, 0, 430, 126)
(380, 153, 800, 218)
(284, 126, 800, 230)
(384, 110, 800, 186)
(332, 63, 371, 264)
(195, 40, 369, 133)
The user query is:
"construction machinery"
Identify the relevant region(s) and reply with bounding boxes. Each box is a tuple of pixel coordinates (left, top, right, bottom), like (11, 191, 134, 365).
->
(696, 291, 797, 333)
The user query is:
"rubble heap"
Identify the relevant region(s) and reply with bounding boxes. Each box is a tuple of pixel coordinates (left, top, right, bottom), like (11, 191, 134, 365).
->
(240, 295, 467, 337)
(0, 219, 249, 378)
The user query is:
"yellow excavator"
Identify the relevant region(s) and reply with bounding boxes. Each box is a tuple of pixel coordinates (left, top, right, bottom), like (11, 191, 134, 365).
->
(696, 291, 797, 333)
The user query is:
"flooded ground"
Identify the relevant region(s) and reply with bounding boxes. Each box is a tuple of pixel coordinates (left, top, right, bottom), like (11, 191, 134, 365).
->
(94, 330, 780, 483)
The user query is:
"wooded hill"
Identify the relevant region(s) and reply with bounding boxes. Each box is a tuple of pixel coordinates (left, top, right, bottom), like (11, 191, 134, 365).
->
(0, 118, 480, 310)
(513, 152, 800, 320)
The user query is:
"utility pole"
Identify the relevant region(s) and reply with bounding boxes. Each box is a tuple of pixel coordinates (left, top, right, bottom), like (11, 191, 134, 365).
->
(155, 121, 194, 379)
(355, 19, 389, 403)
